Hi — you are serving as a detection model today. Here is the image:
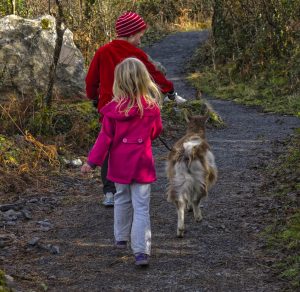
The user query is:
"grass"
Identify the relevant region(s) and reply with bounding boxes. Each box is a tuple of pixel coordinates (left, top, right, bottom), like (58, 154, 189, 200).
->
(188, 67, 300, 118)
(264, 133, 300, 288)
(187, 37, 300, 118)
(0, 270, 12, 292)
(172, 19, 211, 32)
(266, 206, 300, 288)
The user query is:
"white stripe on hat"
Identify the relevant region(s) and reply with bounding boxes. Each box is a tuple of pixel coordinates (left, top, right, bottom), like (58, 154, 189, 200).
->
(117, 14, 140, 25)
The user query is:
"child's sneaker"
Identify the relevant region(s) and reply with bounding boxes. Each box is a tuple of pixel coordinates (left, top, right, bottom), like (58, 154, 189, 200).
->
(102, 192, 114, 207)
(174, 94, 187, 104)
(134, 253, 149, 266)
(115, 241, 127, 249)
(164, 93, 187, 104)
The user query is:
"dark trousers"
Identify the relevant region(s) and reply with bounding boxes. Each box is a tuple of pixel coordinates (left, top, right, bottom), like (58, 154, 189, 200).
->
(101, 155, 116, 195)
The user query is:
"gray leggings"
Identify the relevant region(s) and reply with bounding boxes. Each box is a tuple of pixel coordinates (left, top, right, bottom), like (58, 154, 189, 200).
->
(114, 183, 151, 255)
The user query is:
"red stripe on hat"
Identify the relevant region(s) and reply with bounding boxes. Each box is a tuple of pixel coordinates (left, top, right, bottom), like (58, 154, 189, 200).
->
(117, 20, 145, 33)
(116, 16, 141, 30)
(117, 13, 139, 24)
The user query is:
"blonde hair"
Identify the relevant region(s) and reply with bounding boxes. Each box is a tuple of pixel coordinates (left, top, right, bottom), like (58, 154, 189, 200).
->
(113, 57, 162, 117)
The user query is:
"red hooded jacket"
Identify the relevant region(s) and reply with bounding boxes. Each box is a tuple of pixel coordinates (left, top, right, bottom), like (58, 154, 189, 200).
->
(85, 39, 174, 111)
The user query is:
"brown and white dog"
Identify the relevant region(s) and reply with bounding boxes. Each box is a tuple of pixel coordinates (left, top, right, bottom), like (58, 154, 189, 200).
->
(166, 113, 217, 237)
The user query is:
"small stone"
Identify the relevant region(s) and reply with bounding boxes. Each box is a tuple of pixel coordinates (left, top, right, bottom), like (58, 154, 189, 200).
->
(0, 234, 16, 247)
(3, 209, 20, 221)
(62, 158, 71, 165)
(48, 275, 57, 280)
(203, 222, 214, 229)
(37, 220, 53, 231)
(71, 158, 82, 167)
(22, 209, 32, 220)
(50, 245, 60, 254)
(0, 202, 23, 212)
(28, 198, 39, 204)
(5, 221, 16, 226)
(28, 237, 40, 246)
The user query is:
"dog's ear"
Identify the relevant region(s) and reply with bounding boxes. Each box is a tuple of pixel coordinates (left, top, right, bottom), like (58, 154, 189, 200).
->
(202, 102, 214, 123)
(203, 114, 209, 125)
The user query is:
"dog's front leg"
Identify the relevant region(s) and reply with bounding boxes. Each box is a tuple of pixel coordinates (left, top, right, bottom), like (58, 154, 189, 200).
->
(175, 198, 185, 238)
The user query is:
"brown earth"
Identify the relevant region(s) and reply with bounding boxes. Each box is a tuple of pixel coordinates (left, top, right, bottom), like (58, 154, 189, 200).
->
(1, 31, 300, 292)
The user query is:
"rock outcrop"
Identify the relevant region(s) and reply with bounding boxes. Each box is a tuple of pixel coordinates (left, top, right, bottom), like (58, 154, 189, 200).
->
(0, 15, 85, 99)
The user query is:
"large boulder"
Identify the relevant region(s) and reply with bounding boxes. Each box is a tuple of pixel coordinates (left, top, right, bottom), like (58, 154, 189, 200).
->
(0, 14, 86, 99)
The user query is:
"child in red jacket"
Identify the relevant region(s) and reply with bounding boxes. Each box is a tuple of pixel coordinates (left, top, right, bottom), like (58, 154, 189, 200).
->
(82, 57, 163, 266)
(85, 11, 185, 206)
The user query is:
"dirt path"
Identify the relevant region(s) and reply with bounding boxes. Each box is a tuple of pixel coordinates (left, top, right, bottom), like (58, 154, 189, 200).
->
(2, 31, 300, 292)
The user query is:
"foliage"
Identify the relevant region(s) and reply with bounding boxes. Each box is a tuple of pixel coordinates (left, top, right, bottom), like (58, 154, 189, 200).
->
(188, 65, 300, 118)
(211, 0, 300, 70)
(0, 0, 213, 63)
(187, 33, 300, 117)
(188, 0, 300, 116)
(263, 133, 300, 289)
(0, 95, 100, 193)
(0, 95, 99, 152)
(40, 17, 51, 29)
(0, 270, 13, 292)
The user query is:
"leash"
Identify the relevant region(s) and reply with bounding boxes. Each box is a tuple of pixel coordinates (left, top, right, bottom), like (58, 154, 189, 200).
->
(158, 136, 172, 151)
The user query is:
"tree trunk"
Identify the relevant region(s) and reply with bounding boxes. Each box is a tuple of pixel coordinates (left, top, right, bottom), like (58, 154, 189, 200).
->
(44, 0, 66, 107)
(79, 0, 83, 22)
(10, 0, 16, 14)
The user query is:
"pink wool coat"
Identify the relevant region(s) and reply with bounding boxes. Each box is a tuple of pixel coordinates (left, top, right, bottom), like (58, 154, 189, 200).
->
(87, 98, 163, 184)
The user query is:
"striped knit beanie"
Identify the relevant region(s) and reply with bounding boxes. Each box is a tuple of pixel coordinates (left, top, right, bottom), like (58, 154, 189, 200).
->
(116, 12, 147, 37)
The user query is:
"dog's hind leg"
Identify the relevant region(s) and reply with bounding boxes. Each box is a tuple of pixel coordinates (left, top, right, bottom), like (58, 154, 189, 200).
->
(192, 190, 206, 222)
(192, 203, 203, 222)
(175, 198, 185, 238)
(186, 201, 193, 212)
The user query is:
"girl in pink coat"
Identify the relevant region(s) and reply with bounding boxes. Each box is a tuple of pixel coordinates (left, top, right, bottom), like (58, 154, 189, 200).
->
(81, 57, 163, 266)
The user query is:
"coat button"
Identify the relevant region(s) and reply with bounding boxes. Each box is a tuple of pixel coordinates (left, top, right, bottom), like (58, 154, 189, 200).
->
(138, 138, 143, 143)
(123, 138, 127, 143)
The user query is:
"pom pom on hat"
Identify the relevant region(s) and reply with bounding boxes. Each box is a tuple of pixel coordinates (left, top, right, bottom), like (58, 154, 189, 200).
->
(116, 12, 147, 37)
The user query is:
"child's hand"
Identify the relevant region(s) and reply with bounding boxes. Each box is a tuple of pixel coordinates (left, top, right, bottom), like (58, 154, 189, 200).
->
(81, 163, 92, 173)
